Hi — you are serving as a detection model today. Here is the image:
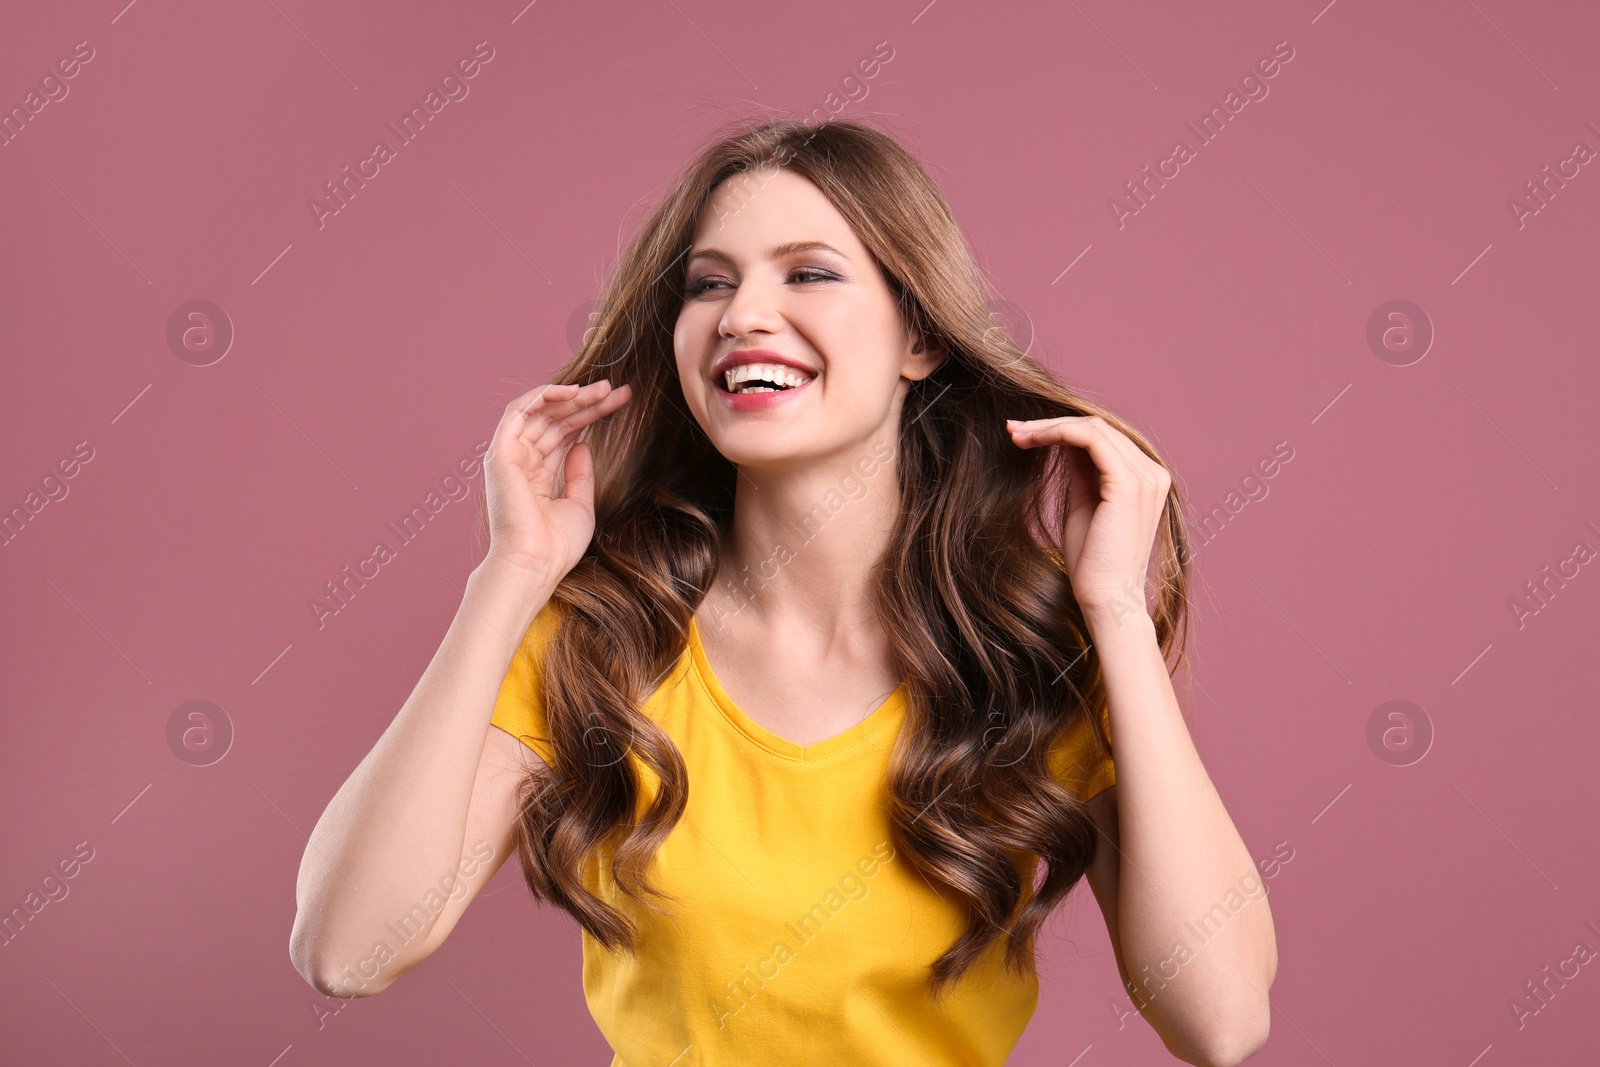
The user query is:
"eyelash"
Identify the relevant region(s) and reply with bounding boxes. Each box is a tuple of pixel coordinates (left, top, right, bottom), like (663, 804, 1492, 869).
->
(682, 269, 838, 296)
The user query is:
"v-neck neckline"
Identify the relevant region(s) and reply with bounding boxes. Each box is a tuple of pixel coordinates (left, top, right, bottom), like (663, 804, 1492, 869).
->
(687, 615, 909, 763)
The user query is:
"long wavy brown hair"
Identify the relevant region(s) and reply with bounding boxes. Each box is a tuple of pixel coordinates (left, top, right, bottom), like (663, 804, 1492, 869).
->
(473, 115, 1195, 998)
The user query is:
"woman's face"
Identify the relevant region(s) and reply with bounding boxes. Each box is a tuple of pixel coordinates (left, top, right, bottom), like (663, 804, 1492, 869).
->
(674, 166, 944, 472)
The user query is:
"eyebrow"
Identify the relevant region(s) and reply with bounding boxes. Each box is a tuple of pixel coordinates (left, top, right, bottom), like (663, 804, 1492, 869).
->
(685, 240, 849, 266)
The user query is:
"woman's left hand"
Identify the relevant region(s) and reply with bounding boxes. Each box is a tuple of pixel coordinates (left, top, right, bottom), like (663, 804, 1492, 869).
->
(1006, 415, 1172, 625)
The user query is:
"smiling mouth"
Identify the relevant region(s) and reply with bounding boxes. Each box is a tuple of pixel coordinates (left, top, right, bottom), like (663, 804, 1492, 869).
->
(717, 364, 818, 394)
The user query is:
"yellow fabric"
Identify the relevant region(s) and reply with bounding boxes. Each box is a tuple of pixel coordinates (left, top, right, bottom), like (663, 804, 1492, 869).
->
(490, 603, 1115, 1066)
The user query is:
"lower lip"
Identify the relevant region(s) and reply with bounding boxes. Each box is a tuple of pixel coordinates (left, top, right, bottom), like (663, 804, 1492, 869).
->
(714, 373, 816, 411)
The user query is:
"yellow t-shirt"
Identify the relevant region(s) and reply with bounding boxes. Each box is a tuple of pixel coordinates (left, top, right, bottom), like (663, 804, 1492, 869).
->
(490, 603, 1115, 1066)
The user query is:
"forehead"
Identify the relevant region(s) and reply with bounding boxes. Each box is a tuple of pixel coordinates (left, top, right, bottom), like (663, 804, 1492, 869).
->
(687, 167, 864, 260)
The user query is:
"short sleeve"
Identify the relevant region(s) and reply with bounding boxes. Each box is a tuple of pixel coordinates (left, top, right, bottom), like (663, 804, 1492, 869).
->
(1046, 701, 1115, 804)
(489, 600, 565, 766)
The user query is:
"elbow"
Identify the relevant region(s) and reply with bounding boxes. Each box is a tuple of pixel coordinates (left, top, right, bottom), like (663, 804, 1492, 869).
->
(1182, 1012, 1270, 1067)
(1186, 939, 1276, 1066)
(296, 951, 392, 1000)
(289, 917, 391, 1000)
(310, 968, 388, 1000)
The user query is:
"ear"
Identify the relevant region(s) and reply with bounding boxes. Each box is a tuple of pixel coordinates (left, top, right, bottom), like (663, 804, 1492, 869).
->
(904, 333, 948, 381)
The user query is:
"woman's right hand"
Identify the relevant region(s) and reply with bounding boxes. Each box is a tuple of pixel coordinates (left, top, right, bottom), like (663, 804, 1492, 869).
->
(482, 379, 632, 580)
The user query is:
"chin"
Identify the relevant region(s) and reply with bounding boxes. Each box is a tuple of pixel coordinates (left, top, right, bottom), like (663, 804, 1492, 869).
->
(713, 438, 818, 472)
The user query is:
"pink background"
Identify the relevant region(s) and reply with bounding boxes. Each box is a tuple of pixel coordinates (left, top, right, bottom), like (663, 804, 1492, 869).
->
(3, 0, 1598, 1063)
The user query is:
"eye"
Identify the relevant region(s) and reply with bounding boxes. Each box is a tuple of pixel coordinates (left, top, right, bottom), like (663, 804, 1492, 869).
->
(682, 268, 839, 297)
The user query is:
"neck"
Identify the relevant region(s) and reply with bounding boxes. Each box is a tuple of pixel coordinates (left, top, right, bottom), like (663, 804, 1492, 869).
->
(705, 440, 899, 644)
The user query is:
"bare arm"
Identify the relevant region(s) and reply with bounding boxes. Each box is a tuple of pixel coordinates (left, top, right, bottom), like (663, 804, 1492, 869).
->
(1006, 413, 1276, 1065)
(289, 557, 557, 997)
(288, 378, 631, 997)
(1082, 609, 1277, 1067)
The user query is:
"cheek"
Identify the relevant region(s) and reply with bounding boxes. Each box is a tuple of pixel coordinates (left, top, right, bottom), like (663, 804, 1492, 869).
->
(675, 300, 719, 338)
(673, 313, 701, 371)
(809, 297, 905, 370)
(672, 308, 689, 350)
(673, 314, 716, 407)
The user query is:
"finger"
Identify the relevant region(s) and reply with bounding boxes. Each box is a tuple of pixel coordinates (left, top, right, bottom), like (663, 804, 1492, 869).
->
(490, 384, 611, 507)
(492, 382, 582, 460)
(506, 381, 581, 423)
(561, 433, 595, 511)
(506, 379, 628, 436)
(518, 384, 629, 503)
(505, 381, 617, 465)
(1007, 417, 1152, 485)
(523, 382, 630, 459)
(519, 379, 629, 434)
(536, 381, 630, 442)
(510, 380, 612, 434)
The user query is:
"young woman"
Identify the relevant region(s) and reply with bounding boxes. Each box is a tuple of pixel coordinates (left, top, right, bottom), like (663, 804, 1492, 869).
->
(291, 118, 1277, 1066)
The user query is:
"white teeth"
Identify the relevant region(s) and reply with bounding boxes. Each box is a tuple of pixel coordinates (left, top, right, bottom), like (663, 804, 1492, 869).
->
(722, 362, 814, 393)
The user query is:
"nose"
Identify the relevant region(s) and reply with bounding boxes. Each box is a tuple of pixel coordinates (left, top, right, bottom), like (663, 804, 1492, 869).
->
(717, 274, 786, 340)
